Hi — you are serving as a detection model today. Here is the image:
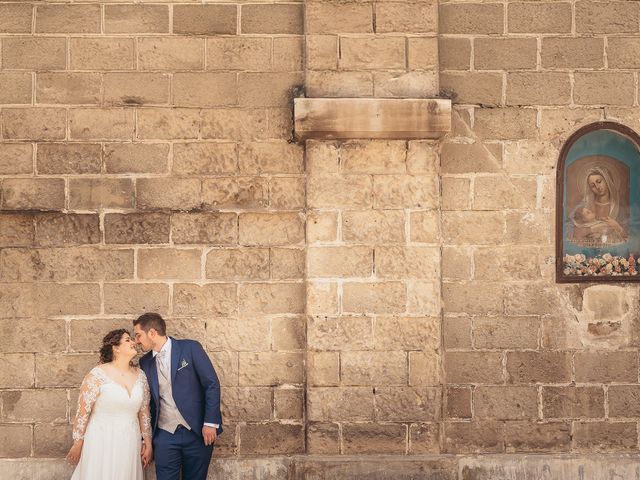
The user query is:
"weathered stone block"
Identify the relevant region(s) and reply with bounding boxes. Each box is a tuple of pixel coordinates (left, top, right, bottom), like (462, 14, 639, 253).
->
(173, 283, 236, 316)
(0, 214, 34, 247)
(239, 213, 304, 246)
(375, 387, 440, 421)
(270, 248, 305, 280)
(341, 351, 407, 385)
(306, 2, 373, 34)
(36, 354, 97, 387)
(0, 4, 32, 33)
(1, 248, 133, 282)
(308, 387, 373, 421)
(138, 249, 201, 280)
(206, 248, 269, 281)
(342, 210, 404, 243)
(206, 317, 270, 352)
(474, 386, 538, 420)
(308, 246, 372, 278)
(0, 353, 35, 388)
(104, 283, 169, 315)
(343, 423, 406, 454)
(444, 421, 505, 454)
(269, 177, 305, 210)
(172, 213, 237, 245)
(238, 423, 304, 455)
(2, 37, 66, 70)
(2, 390, 67, 422)
(137, 178, 202, 210)
(221, 387, 271, 422)
(241, 4, 303, 34)
(272, 316, 305, 351)
(2, 108, 66, 141)
(274, 388, 304, 420)
(70, 37, 134, 70)
(173, 142, 237, 175)
(70, 318, 131, 352)
(307, 423, 340, 454)
(541, 37, 605, 69)
(307, 350, 340, 387)
(375, 316, 439, 351)
(0, 73, 30, 104)
(440, 3, 503, 34)
(410, 210, 440, 243)
(506, 351, 572, 384)
(0, 425, 32, 457)
(104, 213, 170, 244)
(69, 108, 135, 140)
(174, 73, 237, 108)
(104, 143, 169, 174)
(574, 352, 638, 383)
(308, 176, 373, 209)
(239, 283, 305, 314)
(0, 144, 32, 175)
(504, 422, 571, 452)
(239, 352, 303, 386)
(34, 424, 73, 457)
(104, 5, 169, 33)
(104, 73, 170, 106)
(0, 319, 65, 353)
(542, 386, 605, 419)
(446, 387, 472, 419)
(137, 108, 200, 140)
(508, 2, 572, 33)
(573, 422, 637, 451)
(173, 5, 236, 35)
(138, 37, 204, 71)
(202, 177, 268, 209)
(473, 317, 539, 349)
(343, 282, 406, 314)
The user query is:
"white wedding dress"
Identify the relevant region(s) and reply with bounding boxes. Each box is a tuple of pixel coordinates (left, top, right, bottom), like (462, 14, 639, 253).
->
(71, 366, 152, 480)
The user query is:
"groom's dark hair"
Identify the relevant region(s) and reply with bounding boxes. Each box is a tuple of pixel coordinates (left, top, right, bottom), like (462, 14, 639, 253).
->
(134, 312, 167, 336)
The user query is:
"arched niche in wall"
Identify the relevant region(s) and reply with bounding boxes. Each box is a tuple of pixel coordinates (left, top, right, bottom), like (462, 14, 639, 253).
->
(557, 121, 640, 282)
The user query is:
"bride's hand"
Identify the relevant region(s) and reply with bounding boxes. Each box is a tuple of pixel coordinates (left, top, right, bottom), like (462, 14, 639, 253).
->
(66, 440, 83, 465)
(141, 441, 153, 468)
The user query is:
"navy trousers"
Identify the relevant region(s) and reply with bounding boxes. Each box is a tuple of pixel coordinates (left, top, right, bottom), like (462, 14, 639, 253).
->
(153, 426, 213, 480)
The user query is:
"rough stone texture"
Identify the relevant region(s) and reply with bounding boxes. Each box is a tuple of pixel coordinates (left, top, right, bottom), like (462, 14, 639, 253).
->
(1, 0, 638, 470)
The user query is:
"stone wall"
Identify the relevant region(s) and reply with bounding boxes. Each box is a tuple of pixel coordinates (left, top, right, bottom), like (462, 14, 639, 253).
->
(0, 1, 306, 459)
(1, 0, 640, 476)
(439, 0, 640, 454)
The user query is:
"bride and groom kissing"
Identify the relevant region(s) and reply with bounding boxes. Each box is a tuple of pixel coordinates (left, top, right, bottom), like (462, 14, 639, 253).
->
(66, 313, 223, 480)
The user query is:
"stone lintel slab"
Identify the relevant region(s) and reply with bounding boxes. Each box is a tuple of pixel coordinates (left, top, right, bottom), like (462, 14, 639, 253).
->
(294, 98, 452, 140)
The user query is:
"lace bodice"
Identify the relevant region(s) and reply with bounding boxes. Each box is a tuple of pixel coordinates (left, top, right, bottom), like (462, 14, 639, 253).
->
(72, 366, 151, 442)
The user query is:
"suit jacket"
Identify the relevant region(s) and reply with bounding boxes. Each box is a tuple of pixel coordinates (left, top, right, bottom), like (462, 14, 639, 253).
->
(139, 338, 223, 437)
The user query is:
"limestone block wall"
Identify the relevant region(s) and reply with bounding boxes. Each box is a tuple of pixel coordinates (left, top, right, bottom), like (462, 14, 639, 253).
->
(2, 0, 640, 470)
(0, 1, 306, 458)
(305, 140, 442, 454)
(439, 0, 640, 453)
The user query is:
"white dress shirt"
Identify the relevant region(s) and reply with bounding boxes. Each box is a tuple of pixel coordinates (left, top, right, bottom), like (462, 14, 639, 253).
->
(153, 338, 219, 429)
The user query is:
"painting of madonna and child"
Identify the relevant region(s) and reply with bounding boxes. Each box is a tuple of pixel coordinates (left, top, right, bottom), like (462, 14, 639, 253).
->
(558, 123, 640, 282)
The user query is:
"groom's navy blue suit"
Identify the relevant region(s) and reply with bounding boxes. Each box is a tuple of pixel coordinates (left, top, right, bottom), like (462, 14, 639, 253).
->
(139, 338, 222, 480)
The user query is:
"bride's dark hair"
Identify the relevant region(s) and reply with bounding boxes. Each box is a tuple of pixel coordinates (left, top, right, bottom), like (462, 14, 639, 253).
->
(99, 329, 129, 364)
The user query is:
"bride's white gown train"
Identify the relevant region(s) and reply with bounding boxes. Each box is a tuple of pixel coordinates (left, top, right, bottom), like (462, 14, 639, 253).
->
(71, 367, 152, 480)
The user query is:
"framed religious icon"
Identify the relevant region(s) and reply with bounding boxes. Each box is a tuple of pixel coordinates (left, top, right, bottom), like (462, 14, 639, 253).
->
(557, 122, 640, 282)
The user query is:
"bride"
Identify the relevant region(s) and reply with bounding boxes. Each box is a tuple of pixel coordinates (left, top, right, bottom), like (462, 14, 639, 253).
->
(66, 329, 153, 479)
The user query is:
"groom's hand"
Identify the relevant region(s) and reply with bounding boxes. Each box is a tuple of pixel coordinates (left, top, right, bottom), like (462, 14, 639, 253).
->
(202, 426, 217, 446)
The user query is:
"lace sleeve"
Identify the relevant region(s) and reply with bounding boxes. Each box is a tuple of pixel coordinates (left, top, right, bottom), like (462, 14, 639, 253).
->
(72, 368, 102, 441)
(138, 370, 152, 441)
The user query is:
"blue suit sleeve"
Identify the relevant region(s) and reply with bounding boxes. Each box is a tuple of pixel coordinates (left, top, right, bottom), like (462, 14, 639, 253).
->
(191, 341, 223, 429)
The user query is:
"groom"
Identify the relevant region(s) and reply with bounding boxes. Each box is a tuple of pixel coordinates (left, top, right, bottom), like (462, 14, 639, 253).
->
(133, 313, 222, 480)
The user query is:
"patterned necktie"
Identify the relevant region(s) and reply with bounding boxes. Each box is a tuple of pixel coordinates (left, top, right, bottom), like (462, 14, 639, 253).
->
(156, 349, 169, 380)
